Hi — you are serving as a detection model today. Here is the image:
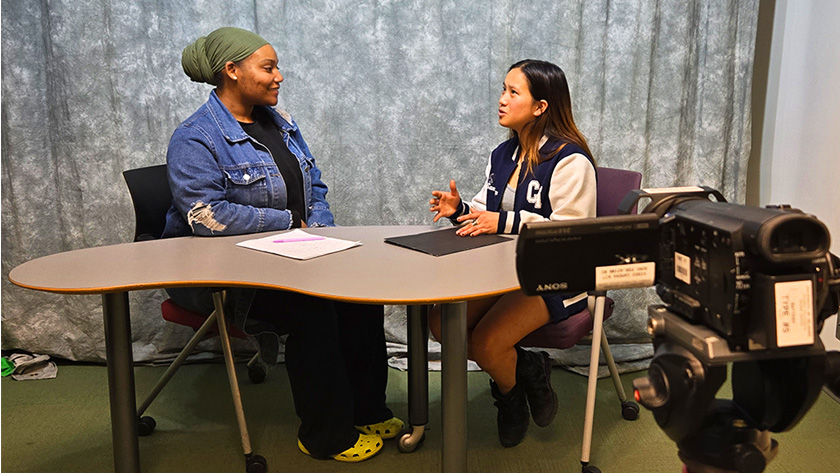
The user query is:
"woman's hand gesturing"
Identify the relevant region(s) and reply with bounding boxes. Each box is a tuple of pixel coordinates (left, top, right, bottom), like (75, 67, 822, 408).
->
(430, 180, 462, 222)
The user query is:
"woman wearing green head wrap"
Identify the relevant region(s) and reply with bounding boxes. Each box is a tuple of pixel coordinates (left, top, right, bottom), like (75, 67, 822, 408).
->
(163, 27, 402, 463)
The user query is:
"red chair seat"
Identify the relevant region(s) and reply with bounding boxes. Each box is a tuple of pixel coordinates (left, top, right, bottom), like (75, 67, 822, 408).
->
(519, 297, 615, 349)
(161, 298, 248, 339)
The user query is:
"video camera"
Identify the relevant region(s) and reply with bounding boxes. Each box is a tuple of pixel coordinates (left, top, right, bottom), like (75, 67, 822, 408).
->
(516, 187, 840, 473)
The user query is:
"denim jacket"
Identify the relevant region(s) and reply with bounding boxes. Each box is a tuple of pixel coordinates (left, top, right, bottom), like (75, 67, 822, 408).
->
(161, 91, 335, 362)
(162, 90, 334, 238)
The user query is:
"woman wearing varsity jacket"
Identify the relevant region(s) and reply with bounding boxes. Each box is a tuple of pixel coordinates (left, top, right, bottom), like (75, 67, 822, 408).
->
(428, 59, 597, 448)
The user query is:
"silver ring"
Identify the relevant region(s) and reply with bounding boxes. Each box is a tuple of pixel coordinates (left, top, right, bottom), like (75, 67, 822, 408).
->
(471, 220, 479, 226)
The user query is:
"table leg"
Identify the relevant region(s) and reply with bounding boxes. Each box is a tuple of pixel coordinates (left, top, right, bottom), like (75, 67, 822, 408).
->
(102, 292, 141, 473)
(399, 305, 429, 452)
(441, 302, 467, 473)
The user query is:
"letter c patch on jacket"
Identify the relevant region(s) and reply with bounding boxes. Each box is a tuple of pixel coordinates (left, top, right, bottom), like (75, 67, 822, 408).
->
(526, 180, 542, 209)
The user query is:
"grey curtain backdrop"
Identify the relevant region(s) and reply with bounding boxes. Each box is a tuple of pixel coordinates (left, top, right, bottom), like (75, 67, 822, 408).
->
(1, 0, 759, 367)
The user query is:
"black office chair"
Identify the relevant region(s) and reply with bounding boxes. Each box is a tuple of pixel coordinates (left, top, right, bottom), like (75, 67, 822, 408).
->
(123, 164, 268, 473)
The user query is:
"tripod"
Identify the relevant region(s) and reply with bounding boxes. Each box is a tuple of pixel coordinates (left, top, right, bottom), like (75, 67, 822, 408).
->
(633, 306, 839, 473)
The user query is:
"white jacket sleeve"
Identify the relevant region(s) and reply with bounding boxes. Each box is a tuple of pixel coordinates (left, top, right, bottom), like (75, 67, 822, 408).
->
(517, 153, 597, 229)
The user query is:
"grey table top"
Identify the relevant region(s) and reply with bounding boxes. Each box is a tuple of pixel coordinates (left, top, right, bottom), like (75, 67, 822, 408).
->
(10, 225, 520, 304)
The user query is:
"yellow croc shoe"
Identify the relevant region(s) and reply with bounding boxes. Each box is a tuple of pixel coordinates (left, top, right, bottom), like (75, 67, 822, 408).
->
(298, 433, 383, 463)
(355, 416, 405, 440)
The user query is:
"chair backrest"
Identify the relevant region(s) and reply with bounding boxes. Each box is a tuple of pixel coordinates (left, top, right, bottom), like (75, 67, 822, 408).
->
(122, 164, 171, 241)
(518, 166, 643, 350)
(596, 167, 643, 217)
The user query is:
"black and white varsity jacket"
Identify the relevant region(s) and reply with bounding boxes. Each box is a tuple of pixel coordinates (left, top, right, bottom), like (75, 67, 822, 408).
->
(452, 136, 597, 233)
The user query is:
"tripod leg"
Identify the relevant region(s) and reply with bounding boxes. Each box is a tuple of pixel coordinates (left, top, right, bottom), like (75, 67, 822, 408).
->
(580, 295, 606, 465)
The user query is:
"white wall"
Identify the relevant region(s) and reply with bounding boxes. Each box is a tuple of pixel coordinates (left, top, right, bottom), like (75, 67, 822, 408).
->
(761, 0, 840, 350)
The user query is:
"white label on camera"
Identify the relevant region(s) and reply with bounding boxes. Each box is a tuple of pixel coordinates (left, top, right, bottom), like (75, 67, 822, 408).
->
(775, 280, 814, 347)
(674, 252, 691, 285)
(595, 262, 655, 290)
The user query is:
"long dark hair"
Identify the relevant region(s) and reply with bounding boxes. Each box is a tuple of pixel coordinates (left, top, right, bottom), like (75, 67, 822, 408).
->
(509, 59, 593, 174)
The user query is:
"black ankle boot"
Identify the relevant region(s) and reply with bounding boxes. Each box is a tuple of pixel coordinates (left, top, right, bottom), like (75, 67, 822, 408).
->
(515, 346, 558, 427)
(489, 380, 529, 447)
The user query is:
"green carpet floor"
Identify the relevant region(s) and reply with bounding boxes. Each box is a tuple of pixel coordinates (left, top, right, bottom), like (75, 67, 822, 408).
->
(2, 361, 838, 472)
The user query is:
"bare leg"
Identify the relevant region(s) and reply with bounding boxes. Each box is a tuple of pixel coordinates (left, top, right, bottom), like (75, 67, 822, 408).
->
(428, 296, 501, 347)
(469, 291, 550, 393)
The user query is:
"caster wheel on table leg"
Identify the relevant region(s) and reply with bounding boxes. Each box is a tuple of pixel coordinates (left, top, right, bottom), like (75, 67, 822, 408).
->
(137, 416, 156, 436)
(397, 426, 426, 453)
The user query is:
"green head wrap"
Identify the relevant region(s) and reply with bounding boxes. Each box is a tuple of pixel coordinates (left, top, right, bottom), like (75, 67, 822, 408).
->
(181, 27, 269, 85)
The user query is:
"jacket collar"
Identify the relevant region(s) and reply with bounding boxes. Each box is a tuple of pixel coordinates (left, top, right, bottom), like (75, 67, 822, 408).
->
(206, 90, 299, 143)
(538, 137, 566, 160)
(505, 135, 561, 162)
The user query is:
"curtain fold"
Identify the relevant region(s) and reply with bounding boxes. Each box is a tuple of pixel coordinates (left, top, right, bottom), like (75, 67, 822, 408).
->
(1, 0, 759, 362)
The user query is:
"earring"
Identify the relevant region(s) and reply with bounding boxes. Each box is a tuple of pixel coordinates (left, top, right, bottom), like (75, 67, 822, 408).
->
(232, 75, 237, 80)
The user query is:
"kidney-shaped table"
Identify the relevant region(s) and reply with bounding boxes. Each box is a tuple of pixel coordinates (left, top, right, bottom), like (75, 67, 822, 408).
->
(9, 225, 520, 473)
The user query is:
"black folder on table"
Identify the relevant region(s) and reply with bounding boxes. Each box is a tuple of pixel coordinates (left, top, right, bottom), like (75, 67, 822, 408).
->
(384, 227, 511, 256)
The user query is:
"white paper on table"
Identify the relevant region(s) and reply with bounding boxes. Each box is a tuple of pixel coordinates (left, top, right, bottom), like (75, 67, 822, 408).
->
(236, 229, 362, 260)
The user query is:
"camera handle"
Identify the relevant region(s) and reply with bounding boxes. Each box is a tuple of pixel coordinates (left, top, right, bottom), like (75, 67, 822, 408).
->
(617, 187, 726, 217)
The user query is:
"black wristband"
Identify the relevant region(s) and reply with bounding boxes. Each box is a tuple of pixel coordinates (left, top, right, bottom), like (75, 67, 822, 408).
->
(448, 200, 468, 225)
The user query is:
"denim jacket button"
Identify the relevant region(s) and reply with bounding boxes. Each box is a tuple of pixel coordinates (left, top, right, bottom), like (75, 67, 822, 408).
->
(243, 173, 250, 181)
